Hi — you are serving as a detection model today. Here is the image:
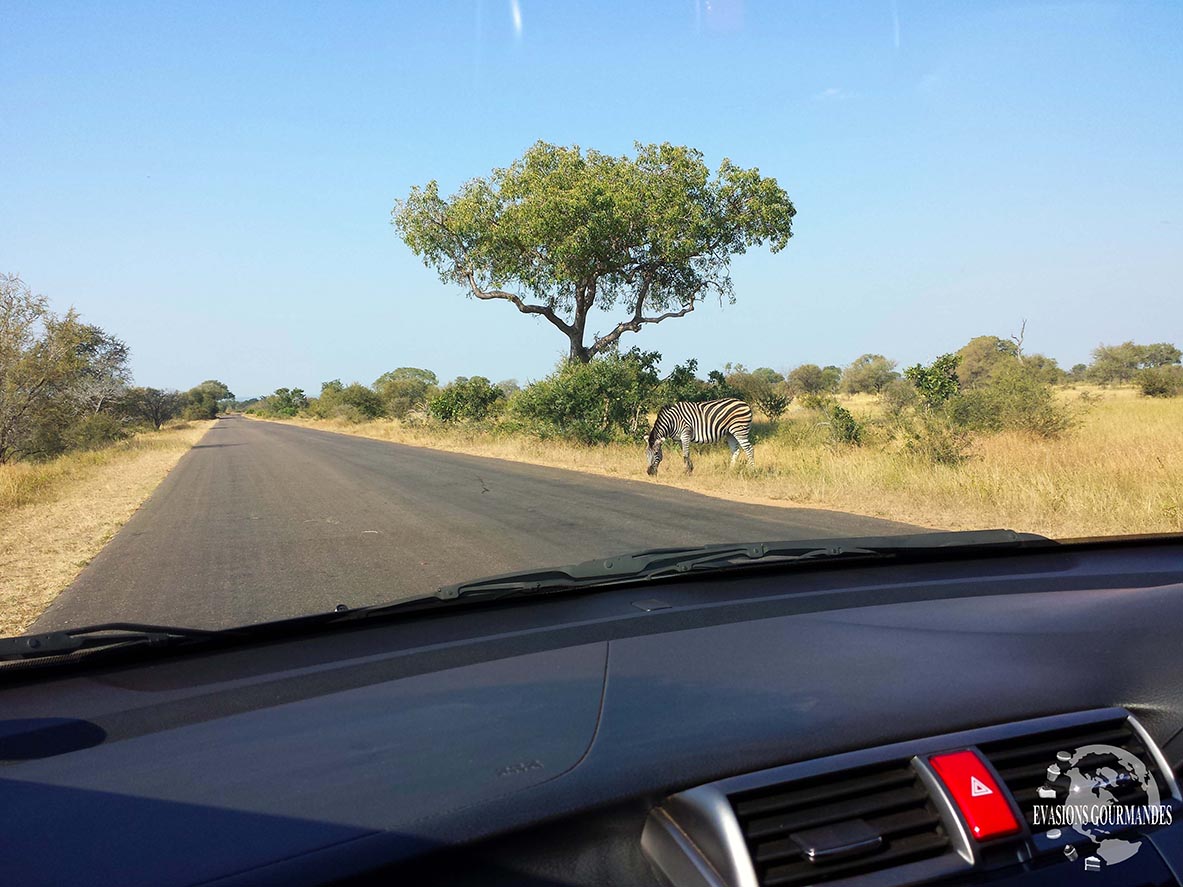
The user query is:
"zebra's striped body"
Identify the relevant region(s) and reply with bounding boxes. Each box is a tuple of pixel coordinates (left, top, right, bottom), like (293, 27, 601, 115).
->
(646, 398, 754, 475)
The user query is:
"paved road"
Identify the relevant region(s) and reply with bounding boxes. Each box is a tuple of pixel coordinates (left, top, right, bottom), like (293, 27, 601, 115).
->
(34, 416, 921, 631)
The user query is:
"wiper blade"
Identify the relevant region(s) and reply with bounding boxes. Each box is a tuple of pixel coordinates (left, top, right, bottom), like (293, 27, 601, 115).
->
(436, 529, 1054, 603)
(0, 622, 225, 661)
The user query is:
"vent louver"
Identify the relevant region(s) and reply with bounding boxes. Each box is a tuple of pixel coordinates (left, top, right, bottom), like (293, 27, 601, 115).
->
(979, 717, 1171, 837)
(729, 760, 950, 887)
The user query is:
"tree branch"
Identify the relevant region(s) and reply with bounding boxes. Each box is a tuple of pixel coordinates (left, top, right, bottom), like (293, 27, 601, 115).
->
(462, 270, 574, 336)
(589, 292, 697, 357)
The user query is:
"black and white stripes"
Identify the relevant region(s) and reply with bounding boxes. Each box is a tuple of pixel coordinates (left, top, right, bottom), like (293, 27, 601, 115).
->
(646, 398, 754, 475)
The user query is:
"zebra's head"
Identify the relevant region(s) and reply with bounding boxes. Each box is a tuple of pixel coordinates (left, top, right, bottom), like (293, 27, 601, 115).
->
(645, 428, 664, 475)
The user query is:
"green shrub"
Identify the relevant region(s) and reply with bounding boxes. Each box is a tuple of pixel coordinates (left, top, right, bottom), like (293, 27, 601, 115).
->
(309, 380, 385, 421)
(61, 413, 128, 451)
(824, 403, 863, 445)
(753, 389, 792, 422)
(948, 364, 1074, 438)
(1137, 365, 1183, 398)
(879, 378, 918, 418)
(428, 376, 505, 423)
(901, 413, 972, 465)
(797, 392, 837, 412)
(511, 352, 658, 442)
(904, 354, 962, 410)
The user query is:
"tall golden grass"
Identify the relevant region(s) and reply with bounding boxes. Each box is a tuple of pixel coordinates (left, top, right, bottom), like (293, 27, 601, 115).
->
(254, 386, 1182, 539)
(0, 421, 213, 635)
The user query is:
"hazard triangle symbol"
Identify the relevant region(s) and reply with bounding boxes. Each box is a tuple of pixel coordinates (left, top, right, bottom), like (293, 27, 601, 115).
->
(970, 776, 993, 797)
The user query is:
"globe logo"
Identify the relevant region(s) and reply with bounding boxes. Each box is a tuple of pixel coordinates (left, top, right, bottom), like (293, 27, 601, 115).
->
(1040, 743, 1162, 869)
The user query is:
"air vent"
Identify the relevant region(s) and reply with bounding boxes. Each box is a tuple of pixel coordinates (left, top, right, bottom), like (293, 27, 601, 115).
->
(729, 760, 950, 887)
(979, 717, 1172, 837)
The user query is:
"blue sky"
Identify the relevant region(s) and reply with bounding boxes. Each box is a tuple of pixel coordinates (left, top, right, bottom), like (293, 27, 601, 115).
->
(2, 1, 1180, 397)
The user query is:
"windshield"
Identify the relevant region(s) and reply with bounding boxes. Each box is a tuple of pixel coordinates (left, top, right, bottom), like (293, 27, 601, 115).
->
(1, 1, 1180, 638)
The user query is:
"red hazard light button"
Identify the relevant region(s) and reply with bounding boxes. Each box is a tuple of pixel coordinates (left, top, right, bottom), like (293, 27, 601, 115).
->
(929, 750, 1021, 841)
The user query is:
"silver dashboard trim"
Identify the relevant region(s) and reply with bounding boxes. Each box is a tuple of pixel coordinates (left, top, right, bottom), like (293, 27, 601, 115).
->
(643, 708, 1176, 887)
(1128, 712, 1183, 802)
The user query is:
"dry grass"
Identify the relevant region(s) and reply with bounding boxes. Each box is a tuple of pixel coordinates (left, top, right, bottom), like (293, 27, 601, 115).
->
(0, 421, 214, 635)
(250, 385, 1183, 539)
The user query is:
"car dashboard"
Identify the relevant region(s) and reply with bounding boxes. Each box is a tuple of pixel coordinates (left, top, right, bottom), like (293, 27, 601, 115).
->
(3, 537, 1183, 886)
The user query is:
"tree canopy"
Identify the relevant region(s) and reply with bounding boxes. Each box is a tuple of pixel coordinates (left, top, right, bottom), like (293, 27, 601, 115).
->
(393, 141, 796, 362)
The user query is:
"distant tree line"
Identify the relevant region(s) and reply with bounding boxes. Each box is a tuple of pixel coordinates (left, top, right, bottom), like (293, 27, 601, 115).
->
(0, 274, 232, 464)
(245, 330, 1181, 460)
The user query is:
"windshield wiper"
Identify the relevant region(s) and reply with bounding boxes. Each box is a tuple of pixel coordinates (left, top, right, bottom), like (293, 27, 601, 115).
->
(434, 529, 1054, 603)
(0, 622, 226, 662)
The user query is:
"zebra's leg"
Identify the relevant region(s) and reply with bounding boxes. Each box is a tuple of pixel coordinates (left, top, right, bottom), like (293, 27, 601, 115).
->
(727, 433, 741, 466)
(681, 431, 694, 473)
(735, 429, 755, 466)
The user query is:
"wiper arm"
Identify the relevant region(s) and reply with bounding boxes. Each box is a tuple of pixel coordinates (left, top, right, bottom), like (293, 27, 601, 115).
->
(435, 544, 881, 603)
(0, 622, 225, 661)
(435, 529, 1053, 603)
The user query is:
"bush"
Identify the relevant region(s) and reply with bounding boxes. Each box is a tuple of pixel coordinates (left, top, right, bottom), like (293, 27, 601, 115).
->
(511, 353, 658, 442)
(824, 403, 863, 445)
(374, 368, 439, 418)
(798, 394, 861, 445)
(1137, 366, 1183, 398)
(309, 380, 385, 421)
(905, 354, 961, 409)
(948, 365, 1074, 438)
(797, 392, 841, 414)
(753, 389, 792, 422)
(429, 376, 505, 423)
(840, 354, 900, 394)
(901, 413, 972, 466)
(61, 413, 128, 451)
(879, 378, 918, 417)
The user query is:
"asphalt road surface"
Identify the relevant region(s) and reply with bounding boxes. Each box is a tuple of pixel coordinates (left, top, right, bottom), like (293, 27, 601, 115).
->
(34, 416, 921, 631)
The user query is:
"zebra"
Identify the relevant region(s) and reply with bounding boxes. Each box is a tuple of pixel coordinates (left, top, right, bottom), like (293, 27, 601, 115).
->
(646, 398, 754, 475)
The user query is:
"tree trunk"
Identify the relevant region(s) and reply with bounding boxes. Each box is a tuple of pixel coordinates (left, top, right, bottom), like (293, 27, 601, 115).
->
(568, 336, 591, 363)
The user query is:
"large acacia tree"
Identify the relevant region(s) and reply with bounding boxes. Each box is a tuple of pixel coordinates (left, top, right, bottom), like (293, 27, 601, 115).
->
(393, 141, 796, 363)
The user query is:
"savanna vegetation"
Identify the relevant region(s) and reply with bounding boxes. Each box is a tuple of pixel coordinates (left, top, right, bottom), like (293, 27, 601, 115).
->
(0, 273, 223, 633)
(0, 273, 232, 463)
(245, 334, 1183, 539)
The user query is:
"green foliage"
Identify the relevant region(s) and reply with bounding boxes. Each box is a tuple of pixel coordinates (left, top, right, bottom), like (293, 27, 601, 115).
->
(310, 380, 385, 421)
(656, 357, 711, 403)
(722, 362, 789, 416)
(947, 364, 1074, 438)
(1137, 365, 1183, 398)
(820, 365, 843, 392)
(373, 367, 439, 418)
(429, 376, 505, 423)
(840, 354, 899, 394)
(901, 413, 972, 466)
(879, 378, 918, 417)
(955, 336, 1018, 389)
(0, 273, 135, 461)
(393, 141, 796, 362)
(261, 387, 308, 417)
(61, 413, 128, 451)
(1022, 354, 1066, 385)
(705, 369, 740, 399)
(511, 351, 659, 442)
(183, 380, 235, 420)
(122, 387, 184, 429)
(905, 354, 962, 410)
(1089, 341, 1181, 384)
(786, 363, 830, 395)
(753, 389, 791, 422)
(824, 403, 862, 445)
(796, 393, 861, 445)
